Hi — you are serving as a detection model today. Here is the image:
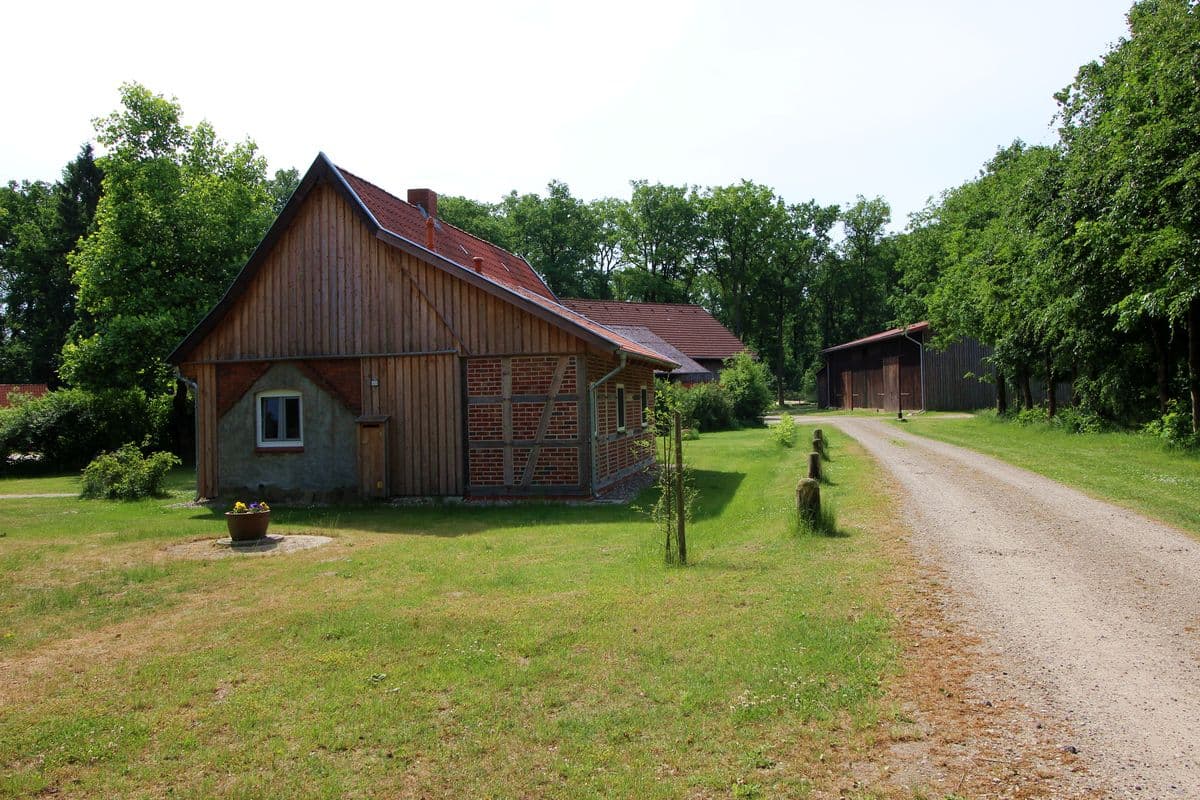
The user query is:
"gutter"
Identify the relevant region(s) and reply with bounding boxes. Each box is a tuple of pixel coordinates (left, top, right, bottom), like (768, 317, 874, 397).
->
(174, 368, 201, 499)
(588, 351, 626, 496)
(901, 326, 927, 413)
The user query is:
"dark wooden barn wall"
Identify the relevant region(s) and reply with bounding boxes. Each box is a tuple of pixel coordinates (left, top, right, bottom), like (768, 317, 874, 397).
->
(180, 181, 600, 497)
(924, 337, 996, 411)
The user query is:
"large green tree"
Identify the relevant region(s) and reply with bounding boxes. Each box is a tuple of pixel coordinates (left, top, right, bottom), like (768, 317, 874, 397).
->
(695, 181, 785, 340)
(0, 144, 103, 384)
(613, 181, 700, 303)
(437, 195, 515, 252)
(501, 181, 603, 298)
(1055, 0, 1200, 431)
(62, 83, 278, 394)
(747, 201, 839, 404)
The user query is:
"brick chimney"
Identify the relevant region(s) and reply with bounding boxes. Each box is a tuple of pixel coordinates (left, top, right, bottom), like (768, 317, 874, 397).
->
(407, 188, 437, 218)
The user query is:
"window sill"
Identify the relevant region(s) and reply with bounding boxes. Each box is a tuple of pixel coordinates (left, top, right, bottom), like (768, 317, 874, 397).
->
(255, 446, 305, 454)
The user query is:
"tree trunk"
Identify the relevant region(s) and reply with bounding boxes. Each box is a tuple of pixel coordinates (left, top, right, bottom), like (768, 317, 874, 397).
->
(1045, 359, 1057, 418)
(996, 371, 1008, 415)
(1189, 297, 1200, 434)
(1150, 321, 1171, 415)
(1019, 370, 1034, 410)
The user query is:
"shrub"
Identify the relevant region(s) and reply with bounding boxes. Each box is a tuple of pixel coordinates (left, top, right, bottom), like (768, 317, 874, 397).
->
(1052, 404, 1107, 435)
(687, 382, 736, 432)
(1143, 400, 1198, 450)
(80, 444, 181, 500)
(720, 352, 772, 425)
(0, 388, 168, 469)
(1012, 406, 1047, 426)
(772, 413, 797, 447)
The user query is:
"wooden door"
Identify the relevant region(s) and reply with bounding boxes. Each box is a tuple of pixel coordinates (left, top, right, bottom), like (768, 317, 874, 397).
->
(357, 418, 389, 498)
(883, 356, 899, 411)
(841, 370, 853, 410)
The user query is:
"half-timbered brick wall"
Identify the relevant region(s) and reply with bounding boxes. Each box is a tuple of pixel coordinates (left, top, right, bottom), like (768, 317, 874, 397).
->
(465, 355, 584, 493)
(588, 354, 656, 491)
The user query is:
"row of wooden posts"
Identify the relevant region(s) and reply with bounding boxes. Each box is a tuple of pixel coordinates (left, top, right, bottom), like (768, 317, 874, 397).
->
(796, 428, 824, 516)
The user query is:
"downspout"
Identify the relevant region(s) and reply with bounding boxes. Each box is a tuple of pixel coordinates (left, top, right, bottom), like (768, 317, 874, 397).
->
(174, 367, 201, 499)
(901, 327, 926, 413)
(588, 351, 626, 495)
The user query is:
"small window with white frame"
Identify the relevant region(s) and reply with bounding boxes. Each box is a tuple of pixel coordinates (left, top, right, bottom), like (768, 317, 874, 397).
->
(257, 390, 303, 448)
(615, 384, 626, 432)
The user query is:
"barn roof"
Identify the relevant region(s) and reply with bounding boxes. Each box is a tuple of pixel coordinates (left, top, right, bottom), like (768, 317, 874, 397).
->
(168, 153, 678, 370)
(562, 299, 748, 359)
(821, 321, 930, 354)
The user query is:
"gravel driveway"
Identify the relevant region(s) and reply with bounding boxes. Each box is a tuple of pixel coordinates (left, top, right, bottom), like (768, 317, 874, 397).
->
(818, 417, 1200, 798)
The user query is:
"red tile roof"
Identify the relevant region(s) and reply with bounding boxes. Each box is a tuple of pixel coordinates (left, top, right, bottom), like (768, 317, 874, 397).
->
(338, 169, 555, 301)
(0, 384, 48, 407)
(821, 321, 930, 354)
(562, 299, 748, 359)
(512, 289, 678, 368)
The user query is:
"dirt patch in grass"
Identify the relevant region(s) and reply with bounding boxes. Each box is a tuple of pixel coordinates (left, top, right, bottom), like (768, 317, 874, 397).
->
(165, 533, 333, 560)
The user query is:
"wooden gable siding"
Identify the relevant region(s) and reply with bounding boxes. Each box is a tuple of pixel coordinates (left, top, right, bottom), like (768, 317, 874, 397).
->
(186, 182, 585, 364)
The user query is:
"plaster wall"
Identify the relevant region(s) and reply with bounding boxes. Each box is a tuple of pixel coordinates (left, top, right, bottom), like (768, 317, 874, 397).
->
(218, 362, 358, 499)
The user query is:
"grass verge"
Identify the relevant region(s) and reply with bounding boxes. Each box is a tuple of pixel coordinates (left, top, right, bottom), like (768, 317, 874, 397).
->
(899, 414, 1200, 535)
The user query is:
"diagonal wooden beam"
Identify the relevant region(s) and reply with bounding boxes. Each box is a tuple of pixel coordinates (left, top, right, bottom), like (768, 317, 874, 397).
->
(520, 357, 569, 487)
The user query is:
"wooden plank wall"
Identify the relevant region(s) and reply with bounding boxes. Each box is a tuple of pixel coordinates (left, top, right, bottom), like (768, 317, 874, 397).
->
(194, 363, 218, 497)
(361, 354, 462, 496)
(187, 181, 584, 363)
(925, 337, 996, 410)
(827, 339, 923, 412)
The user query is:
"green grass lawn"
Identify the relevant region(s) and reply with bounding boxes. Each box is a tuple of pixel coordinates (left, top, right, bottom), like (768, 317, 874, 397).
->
(0, 465, 196, 496)
(900, 415, 1200, 535)
(0, 429, 903, 799)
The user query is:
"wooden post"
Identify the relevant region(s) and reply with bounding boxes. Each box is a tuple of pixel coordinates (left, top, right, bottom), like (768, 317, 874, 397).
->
(808, 451, 821, 481)
(813, 428, 824, 443)
(796, 478, 820, 518)
(674, 411, 686, 565)
(812, 432, 824, 455)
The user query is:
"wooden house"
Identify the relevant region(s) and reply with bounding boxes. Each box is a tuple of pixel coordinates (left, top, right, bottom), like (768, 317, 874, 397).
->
(817, 322, 995, 412)
(169, 154, 677, 501)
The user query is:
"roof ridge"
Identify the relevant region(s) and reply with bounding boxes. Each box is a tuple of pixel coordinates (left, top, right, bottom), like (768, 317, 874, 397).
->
(565, 298, 708, 309)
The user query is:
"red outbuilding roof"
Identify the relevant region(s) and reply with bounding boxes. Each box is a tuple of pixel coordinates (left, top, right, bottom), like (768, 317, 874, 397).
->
(338, 169, 555, 301)
(821, 321, 930, 354)
(562, 299, 748, 360)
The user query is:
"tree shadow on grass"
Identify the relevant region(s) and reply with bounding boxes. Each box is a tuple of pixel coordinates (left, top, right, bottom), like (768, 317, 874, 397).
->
(186, 469, 746, 537)
(687, 469, 745, 520)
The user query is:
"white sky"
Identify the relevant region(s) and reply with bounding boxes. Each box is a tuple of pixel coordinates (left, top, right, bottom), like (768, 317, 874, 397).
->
(3, 0, 1131, 229)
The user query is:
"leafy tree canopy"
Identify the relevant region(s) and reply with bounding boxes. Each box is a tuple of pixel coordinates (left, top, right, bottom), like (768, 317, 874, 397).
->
(61, 83, 278, 393)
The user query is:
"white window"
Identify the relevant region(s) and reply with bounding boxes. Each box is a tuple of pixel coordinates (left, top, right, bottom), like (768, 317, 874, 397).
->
(615, 384, 626, 432)
(257, 390, 303, 448)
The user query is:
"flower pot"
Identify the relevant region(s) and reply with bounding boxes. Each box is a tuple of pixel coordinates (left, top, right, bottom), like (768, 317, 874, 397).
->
(225, 511, 271, 545)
